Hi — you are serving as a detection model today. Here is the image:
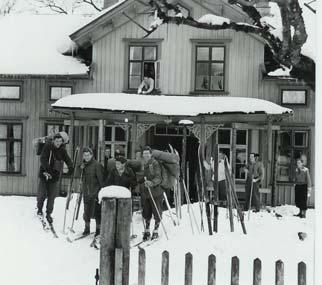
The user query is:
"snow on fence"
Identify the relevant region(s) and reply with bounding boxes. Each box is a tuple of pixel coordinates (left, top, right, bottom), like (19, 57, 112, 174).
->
(135, 248, 307, 285)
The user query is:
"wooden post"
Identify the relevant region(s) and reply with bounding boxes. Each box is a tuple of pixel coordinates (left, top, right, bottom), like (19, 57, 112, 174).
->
(182, 126, 187, 183)
(207, 254, 216, 285)
(161, 250, 170, 285)
(253, 258, 262, 285)
(271, 130, 279, 206)
(131, 115, 138, 159)
(69, 112, 75, 156)
(213, 133, 219, 232)
(298, 262, 306, 285)
(275, 260, 284, 285)
(184, 252, 193, 285)
(114, 248, 123, 285)
(231, 256, 239, 285)
(231, 126, 237, 186)
(100, 197, 132, 285)
(138, 248, 146, 285)
(267, 120, 273, 189)
(98, 119, 104, 163)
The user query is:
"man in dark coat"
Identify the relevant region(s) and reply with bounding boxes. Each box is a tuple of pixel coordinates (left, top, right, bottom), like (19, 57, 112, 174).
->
(106, 156, 137, 190)
(139, 146, 163, 241)
(37, 133, 74, 223)
(80, 147, 105, 236)
(244, 153, 264, 212)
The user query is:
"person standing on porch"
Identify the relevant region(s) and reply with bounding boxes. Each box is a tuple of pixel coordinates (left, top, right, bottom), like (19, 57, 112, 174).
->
(294, 158, 312, 218)
(80, 147, 105, 237)
(139, 146, 163, 241)
(244, 153, 264, 212)
(37, 133, 74, 223)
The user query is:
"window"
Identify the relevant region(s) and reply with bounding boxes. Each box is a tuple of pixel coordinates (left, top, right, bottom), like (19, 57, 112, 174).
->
(217, 128, 248, 180)
(0, 123, 22, 173)
(128, 45, 160, 90)
(277, 130, 309, 182)
(195, 46, 225, 91)
(45, 123, 69, 137)
(50, 86, 72, 101)
(0, 85, 21, 100)
(105, 126, 128, 158)
(281, 89, 307, 105)
(155, 126, 189, 136)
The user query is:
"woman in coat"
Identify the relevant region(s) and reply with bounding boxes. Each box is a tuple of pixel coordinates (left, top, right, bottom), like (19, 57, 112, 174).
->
(294, 158, 312, 218)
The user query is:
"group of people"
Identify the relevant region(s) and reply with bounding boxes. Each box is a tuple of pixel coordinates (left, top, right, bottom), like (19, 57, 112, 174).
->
(211, 151, 311, 218)
(36, 133, 165, 241)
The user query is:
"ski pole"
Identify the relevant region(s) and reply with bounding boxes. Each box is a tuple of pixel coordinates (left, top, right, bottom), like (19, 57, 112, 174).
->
(69, 170, 84, 232)
(163, 192, 177, 226)
(145, 178, 169, 240)
(248, 175, 254, 221)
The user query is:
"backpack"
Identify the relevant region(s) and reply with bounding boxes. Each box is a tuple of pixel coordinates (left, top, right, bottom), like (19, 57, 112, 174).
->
(33, 136, 53, 155)
(152, 150, 180, 190)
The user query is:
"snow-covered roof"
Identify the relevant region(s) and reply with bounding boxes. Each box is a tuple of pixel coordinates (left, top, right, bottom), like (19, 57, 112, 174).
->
(198, 14, 231, 25)
(0, 15, 92, 75)
(51, 93, 292, 116)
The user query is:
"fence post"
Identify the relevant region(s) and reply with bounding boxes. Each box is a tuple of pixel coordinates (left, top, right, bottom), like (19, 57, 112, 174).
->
(231, 256, 239, 285)
(298, 262, 306, 285)
(138, 248, 146, 285)
(253, 258, 262, 285)
(161, 250, 170, 285)
(207, 254, 216, 285)
(185, 252, 193, 285)
(275, 260, 284, 285)
(99, 187, 132, 285)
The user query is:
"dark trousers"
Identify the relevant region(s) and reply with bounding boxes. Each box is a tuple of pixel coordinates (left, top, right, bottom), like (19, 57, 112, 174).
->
(141, 195, 164, 225)
(295, 184, 308, 210)
(218, 180, 227, 201)
(37, 179, 59, 215)
(245, 180, 260, 210)
(83, 198, 101, 228)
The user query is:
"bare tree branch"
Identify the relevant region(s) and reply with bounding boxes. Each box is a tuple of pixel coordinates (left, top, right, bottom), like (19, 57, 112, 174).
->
(83, 0, 102, 11)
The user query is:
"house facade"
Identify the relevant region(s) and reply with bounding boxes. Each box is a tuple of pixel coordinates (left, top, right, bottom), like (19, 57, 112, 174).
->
(0, 0, 315, 207)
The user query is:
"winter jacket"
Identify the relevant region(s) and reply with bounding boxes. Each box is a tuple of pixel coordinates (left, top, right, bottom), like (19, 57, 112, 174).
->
(39, 142, 73, 183)
(295, 167, 312, 187)
(245, 161, 264, 184)
(81, 158, 105, 202)
(139, 158, 163, 199)
(106, 166, 137, 190)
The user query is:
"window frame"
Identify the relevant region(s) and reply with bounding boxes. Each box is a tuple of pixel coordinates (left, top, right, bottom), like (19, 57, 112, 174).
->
(49, 85, 73, 102)
(104, 125, 129, 158)
(280, 88, 308, 106)
(190, 39, 231, 95)
(195, 45, 226, 92)
(123, 39, 163, 93)
(0, 82, 23, 101)
(276, 129, 310, 183)
(0, 122, 23, 174)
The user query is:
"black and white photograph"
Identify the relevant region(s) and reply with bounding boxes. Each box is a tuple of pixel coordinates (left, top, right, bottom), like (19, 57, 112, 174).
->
(0, 0, 319, 284)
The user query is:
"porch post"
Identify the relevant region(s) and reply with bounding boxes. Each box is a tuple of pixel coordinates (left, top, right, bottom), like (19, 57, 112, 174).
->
(131, 115, 138, 159)
(98, 119, 104, 163)
(181, 126, 187, 182)
(200, 117, 206, 198)
(266, 119, 273, 189)
(271, 130, 279, 206)
(231, 125, 237, 185)
(69, 112, 75, 155)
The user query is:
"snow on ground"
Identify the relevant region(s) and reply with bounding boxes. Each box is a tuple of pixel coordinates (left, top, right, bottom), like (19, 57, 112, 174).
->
(0, 15, 91, 75)
(52, 93, 293, 116)
(0, 196, 314, 285)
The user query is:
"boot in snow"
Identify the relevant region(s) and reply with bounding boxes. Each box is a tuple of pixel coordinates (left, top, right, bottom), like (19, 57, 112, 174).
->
(151, 230, 158, 240)
(37, 209, 43, 216)
(301, 210, 306, 218)
(83, 223, 90, 235)
(143, 230, 151, 241)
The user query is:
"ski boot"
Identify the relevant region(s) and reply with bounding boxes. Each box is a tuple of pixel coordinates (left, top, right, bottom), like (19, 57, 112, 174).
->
(46, 214, 53, 224)
(37, 209, 43, 216)
(142, 230, 151, 241)
(151, 230, 158, 240)
(83, 223, 90, 235)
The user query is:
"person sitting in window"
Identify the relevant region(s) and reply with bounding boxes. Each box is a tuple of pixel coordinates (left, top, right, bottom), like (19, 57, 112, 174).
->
(137, 75, 154, 95)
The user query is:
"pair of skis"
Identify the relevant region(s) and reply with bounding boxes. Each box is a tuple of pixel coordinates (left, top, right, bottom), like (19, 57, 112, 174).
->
(38, 214, 59, 238)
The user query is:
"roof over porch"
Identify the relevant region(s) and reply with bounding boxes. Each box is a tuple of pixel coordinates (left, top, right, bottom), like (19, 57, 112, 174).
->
(51, 93, 292, 120)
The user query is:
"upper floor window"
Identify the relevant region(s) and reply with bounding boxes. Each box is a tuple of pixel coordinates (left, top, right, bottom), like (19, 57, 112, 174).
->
(195, 46, 225, 91)
(0, 85, 21, 100)
(128, 45, 160, 91)
(0, 123, 22, 173)
(281, 89, 307, 106)
(50, 86, 72, 101)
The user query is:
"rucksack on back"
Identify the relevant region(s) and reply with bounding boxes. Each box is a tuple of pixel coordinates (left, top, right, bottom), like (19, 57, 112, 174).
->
(33, 136, 53, 155)
(152, 150, 180, 190)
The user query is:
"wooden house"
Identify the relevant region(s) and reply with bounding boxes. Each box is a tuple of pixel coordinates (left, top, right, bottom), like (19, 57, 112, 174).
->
(0, 1, 315, 207)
